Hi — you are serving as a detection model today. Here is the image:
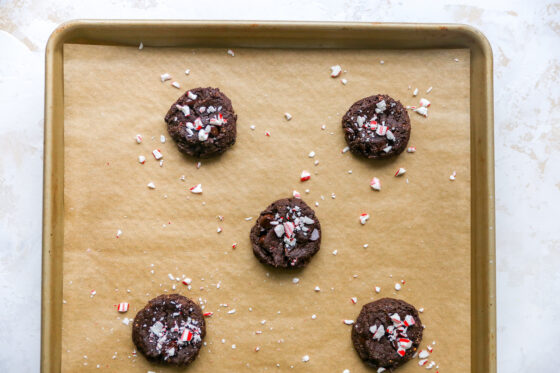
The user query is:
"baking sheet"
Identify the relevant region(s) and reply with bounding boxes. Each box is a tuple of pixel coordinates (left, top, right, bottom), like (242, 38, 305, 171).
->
(62, 44, 471, 372)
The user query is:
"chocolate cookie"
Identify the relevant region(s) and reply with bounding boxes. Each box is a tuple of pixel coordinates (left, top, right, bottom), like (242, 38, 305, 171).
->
(165, 87, 237, 158)
(342, 94, 411, 159)
(352, 298, 423, 371)
(250, 198, 321, 269)
(132, 294, 206, 366)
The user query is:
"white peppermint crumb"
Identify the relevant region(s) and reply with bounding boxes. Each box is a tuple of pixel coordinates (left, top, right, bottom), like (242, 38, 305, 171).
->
(375, 286, 381, 293)
(330, 65, 342, 77)
(227, 49, 235, 57)
(221, 339, 226, 343)
(314, 286, 320, 292)
(363, 244, 369, 248)
(342, 146, 350, 153)
(315, 202, 319, 207)
(321, 125, 326, 130)
(343, 319, 354, 325)
(147, 182, 156, 189)
(231, 344, 236, 349)
(302, 355, 310, 362)
(138, 42, 143, 50)
(172, 81, 180, 89)
(138, 155, 146, 164)
(245, 217, 253, 221)
(122, 317, 130, 325)
(454, 58, 459, 62)
(380, 60, 384, 64)
(159, 160, 163, 167)
(413, 88, 419, 96)
(284, 112, 292, 121)
(348, 170, 352, 174)
(168, 273, 175, 280)
(305, 189, 310, 193)
(426, 86, 433, 93)
(185, 69, 190, 75)
(308, 151, 315, 158)
(419, 307, 424, 313)
(450, 171, 457, 181)
(292, 278, 300, 284)
(312, 314, 317, 320)
(341, 78, 348, 85)
(314, 160, 319, 166)
(160, 135, 166, 143)
(116, 229, 122, 238)
(332, 250, 338, 255)
(343, 370, 350, 373)
(250, 125, 255, 130)
(160, 73, 171, 82)
(261, 320, 266, 324)
(395, 283, 402, 291)
(227, 309, 236, 314)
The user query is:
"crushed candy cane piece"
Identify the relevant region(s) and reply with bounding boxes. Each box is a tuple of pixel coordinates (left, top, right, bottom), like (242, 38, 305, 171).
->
(232, 243, 237, 249)
(292, 277, 300, 284)
(341, 78, 348, 85)
(135, 134, 143, 143)
(250, 125, 255, 130)
(185, 69, 190, 75)
(300, 171, 311, 182)
(203, 312, 213, 317)
(419, 350, 430, 359)
(330, 65, 342, 77)
(302, 355, 310, 362)
(284, 112, 292, 121)
(217, 227, 222, 233)
(395, 283, 402, 291)
(343, 320, 354, 325)
(383, 146, 392, 153)
(189, 184, 202, 194)
(419, 359, 428, 366)
(293, 190, 301, 199)
(227, 49, 235, 57)
(117, 302, 129, 313)
(172, 81, 180, 89)
(419, 307, 425, 313)
(138, 42, 143, 50)
(342, 146, 350, 153)
(397, 348, 406, 357)
(370, 324, 385, 340)
(370, 177, 381, 191)
(407, 146, 416, 153)
(359, 213, 370, 225)
(378, 369, 386, 373)
(182, 278, 192, 285)
(152, 149, 163, 160)
(413, 88, 419, 96)
(426, 86, 433, 93)
(386, 130, 395, 141)
(196, 161, 202, 169)
(308, 151, 316, 158)
(187, 91, 197, 100)
(350, 297, 358, 304)
(264, 131, 271, 137)
(450, 171, 457, 181)
(122, 317, 130, 325)
(404, 315, 416, 326)
(90, 289, 96, 297)
(419, 98, 431, 107)
(395, 168, 406, 177)
(426, 361, 436, 369)
(376, 125, 388, 136)
(147, 182, 156, 189)
(332, 249, 338, 255)
(160, 73, 171, 82)
(138, 155, 146, 164)
(314, 286, 320, 292)
(160, 135, 166, 143)
(375, 286, 381, 293)
(413, 106, 428, 117)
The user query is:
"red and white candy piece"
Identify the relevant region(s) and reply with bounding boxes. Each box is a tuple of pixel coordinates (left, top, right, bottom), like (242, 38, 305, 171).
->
(407, 146, 416, 153)
(390, 313, 402, 326)
(264, 131, 271, 137)
(135, 134, 143, 143)
(176, 104, 190, 116)
(370, 324, 385, 340)
(138, 155, 146, 164)
(450, 171, 457, 181)
(359, 213, 370, 225)
(419, 359, 428, 366)
(403, 315, 416, 327)
(232, 243, 237, 249)
(398, 338, 412, 349)
(396, 348, 406, 357)
(180, 329, 193, 342)
(370, 177, 381, 191)
(419, 98, 431, 107)
(300, 170, 311, 182)
(350, 297, 358, 304)
(293, 190, 301, 199)
(152, 149, 163, 160)
(418, 350, 430, 359)
(413, 106, 428, 117)
(182, 278, 192, 285)
(376, 125, 388, 136)
(187, 91, 198, 100)
(427, 345, 433, 353)
(117, 302, 129, 313)
(395, 168, 406, 177)
(330, 65, 342, 77)
(203, 312, 213, 317)
(189, 184, 202, 194)
(283, 221, 295, 238)
(116, 230, 123, 238)
(227, 49, 235, 57)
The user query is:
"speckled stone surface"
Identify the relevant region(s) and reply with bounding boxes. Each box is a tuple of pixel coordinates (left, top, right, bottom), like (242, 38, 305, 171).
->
(0, 1, 559, 372)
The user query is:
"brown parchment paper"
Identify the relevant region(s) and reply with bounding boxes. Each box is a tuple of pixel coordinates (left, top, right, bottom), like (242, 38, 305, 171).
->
(62, 44, 471, 373)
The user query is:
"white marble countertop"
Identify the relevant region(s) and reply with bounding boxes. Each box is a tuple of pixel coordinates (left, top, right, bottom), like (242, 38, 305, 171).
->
(0, 1, 558, 372)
